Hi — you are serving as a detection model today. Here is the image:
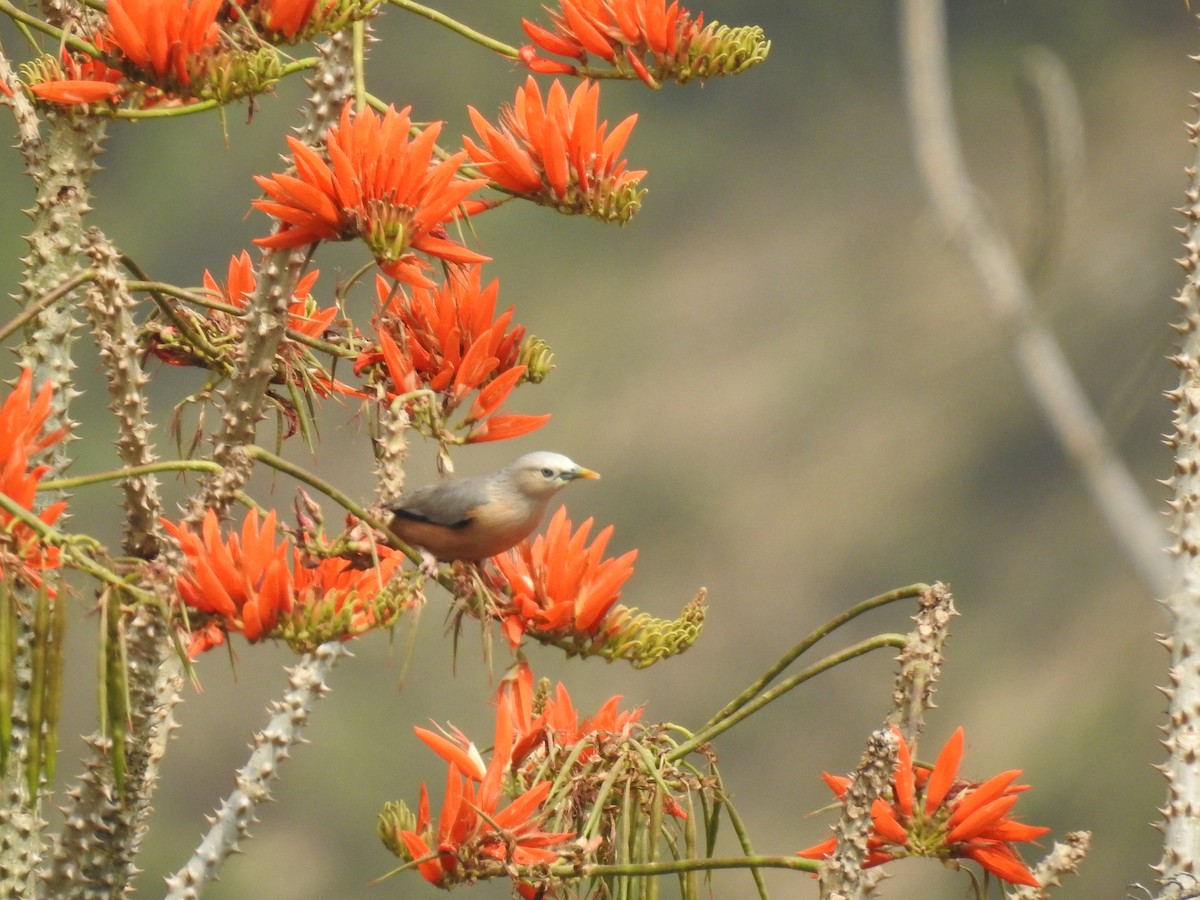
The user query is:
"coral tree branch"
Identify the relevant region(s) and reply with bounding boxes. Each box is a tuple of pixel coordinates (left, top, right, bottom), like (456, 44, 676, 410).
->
(163, 643, 348, 898)
(1155, 19, 1200, 893)
(898, 0, 1170, 596)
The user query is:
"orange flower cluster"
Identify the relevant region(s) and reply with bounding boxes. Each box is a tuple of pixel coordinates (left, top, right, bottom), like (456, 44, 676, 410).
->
(108, 0, 224, 86)
(799, 728, 1050, 887)
(492, 506, 636, 649)
(24, 0, 359, 106)
(0, 370, 69, 589)
(253, 104, 488, 286)
(24, 0, 224, 105)
(397, 700, 574, 890)
(520, 0, 704, 86)
(164, 508, 405, 656)
(356, 269, 548, 443)
(391, 661, 683, 894)
(496, 660, 642, 769)
(466, 78, 645, 223)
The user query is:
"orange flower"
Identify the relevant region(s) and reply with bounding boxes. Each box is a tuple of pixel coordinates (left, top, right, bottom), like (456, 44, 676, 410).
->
(27, 80, 123, 105)
(107, 0, 224, 87)
(0, 455, 67, 587)
(287, 549, 407, 641)
(234, 0, 321, 38)
(520, 0, 769, 88)
(465, 78, 645, 223)
(164, 508, 293, 644)
(0, 370, 69, 588)
(253, 104, 489, 285)
(496, 660, 643, 769)
(520, 0, 698, 86)
(799, 727, 1050, 887)
(0, 368, 69, 459)
(164, 507, 407, 654)
(232, 0, 365, 40)
(26, 32, 126, 106)
(399, 703, 574, 889)
(203, 250, 324, 327)
(204, 251, 349, 395)
(354, 269, 549, 443)
(492, 506, 636, 648)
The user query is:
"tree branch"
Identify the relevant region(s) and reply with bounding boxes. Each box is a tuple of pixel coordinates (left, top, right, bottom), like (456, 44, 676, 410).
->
(898, 0, 1171, 596)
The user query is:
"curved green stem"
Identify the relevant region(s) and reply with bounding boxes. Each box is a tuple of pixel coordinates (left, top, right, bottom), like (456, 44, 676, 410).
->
(129, 278, 227, 367)
(0, 491, 153, 600)
(0, 0, 100, 56)
(39, 460, 222, 492)
(243, 446, 370, 521)
(714, 771, 769, 899)
(388, 0, 520, 57)
(670, 634, 908, 761)
(704, 584, 926, 729)
(113, 58, 319, 119)
(127, 279, 356, 358)
(242, 446, 424, 566)
(552, 856, 818, 877)
(116, 99, 222, 120)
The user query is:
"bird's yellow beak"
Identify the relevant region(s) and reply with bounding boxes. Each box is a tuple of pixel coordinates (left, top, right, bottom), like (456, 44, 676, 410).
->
(573, 467, 601, 480)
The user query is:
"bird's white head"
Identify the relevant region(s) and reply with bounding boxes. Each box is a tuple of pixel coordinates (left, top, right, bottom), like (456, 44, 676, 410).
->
(504, 451, 600, 500)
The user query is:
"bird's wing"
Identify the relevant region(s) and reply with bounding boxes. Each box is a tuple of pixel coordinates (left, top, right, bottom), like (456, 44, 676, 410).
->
(389, 477, 491, 529)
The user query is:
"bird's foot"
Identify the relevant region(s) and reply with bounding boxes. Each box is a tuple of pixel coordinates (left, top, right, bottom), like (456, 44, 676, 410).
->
(418, 550, 441, 579)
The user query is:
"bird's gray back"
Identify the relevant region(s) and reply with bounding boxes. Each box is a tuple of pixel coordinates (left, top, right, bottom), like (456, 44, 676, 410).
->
(392, 475, 493, 527)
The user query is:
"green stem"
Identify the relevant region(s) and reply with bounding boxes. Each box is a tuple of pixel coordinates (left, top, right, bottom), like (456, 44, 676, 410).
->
(704, 584, 926, 729)
(0, 0, 100, 56)
(113, 59, 320, 120)
(352, 19, 366, 113)
(130, 279, 227, 368)
(242, 447, 424, 566)
(0, 491, 152, 599)
(670, 634, 908, 761)
(388, 0, 520, 57)
(38, 460, 222, 492)
(244, 446, 372, 524)
(127, 280, 355, 358)
(552, 857, 818, 877)
(117, 99, 222, 119)
(715, 773, 770, 900)
(0, 269, 96, 345)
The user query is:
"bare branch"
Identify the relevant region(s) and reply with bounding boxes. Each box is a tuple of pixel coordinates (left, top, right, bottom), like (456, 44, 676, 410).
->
(898, 0, 1171, 596)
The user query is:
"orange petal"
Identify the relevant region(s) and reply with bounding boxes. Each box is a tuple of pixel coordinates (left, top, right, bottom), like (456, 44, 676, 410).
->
(963, 842, 1040, 887)
(923, 727, 963, 815)
(946, 794, 1019, 844)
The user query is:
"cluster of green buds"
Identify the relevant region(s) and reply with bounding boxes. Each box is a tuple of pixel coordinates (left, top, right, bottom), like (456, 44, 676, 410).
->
(581, 176, 647, 225)
(677, 23, 771, 84)
(192, 46, 286, 103)
(274, 569, 421, 653)
(546, 589, 708, 669)
(518, 335, 556, 384)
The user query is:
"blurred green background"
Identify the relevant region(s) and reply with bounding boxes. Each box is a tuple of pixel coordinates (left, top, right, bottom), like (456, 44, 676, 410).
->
(0, 1, 1195, 897)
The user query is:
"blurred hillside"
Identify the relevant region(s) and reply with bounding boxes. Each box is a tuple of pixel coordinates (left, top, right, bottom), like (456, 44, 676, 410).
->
(0, 2, 1195, 897)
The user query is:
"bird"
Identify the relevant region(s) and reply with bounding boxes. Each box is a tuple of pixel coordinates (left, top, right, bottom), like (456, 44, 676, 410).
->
(387, 451, 600, 562)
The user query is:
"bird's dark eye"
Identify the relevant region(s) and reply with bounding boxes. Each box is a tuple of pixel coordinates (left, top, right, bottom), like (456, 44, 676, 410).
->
(540, 467, 555, 478)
